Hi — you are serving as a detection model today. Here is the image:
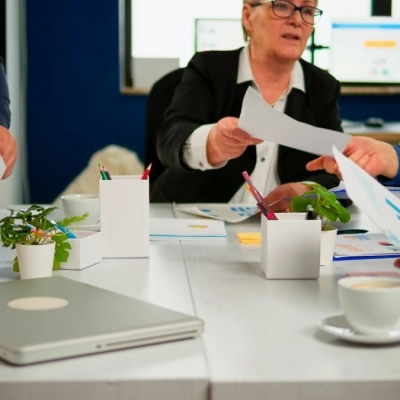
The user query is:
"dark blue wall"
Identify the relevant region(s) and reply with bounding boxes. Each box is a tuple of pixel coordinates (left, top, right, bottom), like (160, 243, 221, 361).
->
(26, 1, 400, 203)
(26, 0, 146, 203)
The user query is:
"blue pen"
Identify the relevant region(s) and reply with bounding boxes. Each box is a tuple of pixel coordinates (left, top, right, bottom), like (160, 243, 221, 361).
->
(55, 223, 77, 239)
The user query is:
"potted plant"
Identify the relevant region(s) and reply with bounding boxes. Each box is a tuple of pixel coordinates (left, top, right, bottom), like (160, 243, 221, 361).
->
(290, 183, 351, 265)
(0, 204, 88, 279)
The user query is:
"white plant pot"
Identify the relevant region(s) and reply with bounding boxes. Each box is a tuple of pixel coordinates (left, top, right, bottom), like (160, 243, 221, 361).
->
(320, 226, 338, 266)
(16, 240, 55, 280)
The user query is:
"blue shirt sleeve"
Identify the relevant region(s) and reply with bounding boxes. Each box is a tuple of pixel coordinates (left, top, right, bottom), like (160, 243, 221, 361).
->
(0, 58, 11, 129)
(377, 145, 400, 187)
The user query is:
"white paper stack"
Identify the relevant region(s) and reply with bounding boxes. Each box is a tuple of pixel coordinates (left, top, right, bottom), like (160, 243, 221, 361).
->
(150, 218, 227, 240)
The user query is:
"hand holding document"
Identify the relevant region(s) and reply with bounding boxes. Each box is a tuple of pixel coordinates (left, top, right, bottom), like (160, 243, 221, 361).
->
(238, 87, 351, 156)
(333, 146, 400, 246)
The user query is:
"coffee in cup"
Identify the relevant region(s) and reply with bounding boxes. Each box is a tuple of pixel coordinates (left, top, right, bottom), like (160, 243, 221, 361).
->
(61, 194, 100, 226)
(338, 276, 400, 335)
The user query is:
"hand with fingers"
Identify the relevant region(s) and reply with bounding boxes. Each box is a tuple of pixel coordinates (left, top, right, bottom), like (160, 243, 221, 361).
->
(206, 117, 263, 166)
(306, 136, 399, 181)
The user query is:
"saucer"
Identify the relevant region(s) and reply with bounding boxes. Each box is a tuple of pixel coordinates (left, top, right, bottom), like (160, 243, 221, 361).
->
(319, 315, 400, 344)
(69, 222, 100, 232)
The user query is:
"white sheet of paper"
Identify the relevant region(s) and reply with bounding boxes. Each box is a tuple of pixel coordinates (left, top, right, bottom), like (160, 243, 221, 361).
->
(0, 157, 5, 179)
(173, 203, 259, 223)
(238, 86, 351, 156)
(150, 218, 227, 240)
(333, 146, 400, 245)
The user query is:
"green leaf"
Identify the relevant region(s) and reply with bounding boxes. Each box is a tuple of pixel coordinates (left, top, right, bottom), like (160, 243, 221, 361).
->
(290, 183, 351, 227)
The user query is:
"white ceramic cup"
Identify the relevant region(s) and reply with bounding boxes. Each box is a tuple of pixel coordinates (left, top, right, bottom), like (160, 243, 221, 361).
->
(61, 194, 100, 225)
(338, 276, 400, 335)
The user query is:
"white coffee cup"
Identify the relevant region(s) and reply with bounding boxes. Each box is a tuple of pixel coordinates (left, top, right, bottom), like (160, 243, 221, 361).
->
(338, 276, 400, 335)
(61, 194, 100, 225)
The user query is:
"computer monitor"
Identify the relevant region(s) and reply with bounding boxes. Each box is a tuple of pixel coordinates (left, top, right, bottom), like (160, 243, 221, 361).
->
(329, 17, 400, 85)
(195, 19, 244, 53)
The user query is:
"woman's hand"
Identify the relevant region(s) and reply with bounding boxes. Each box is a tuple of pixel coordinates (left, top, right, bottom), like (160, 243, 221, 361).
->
(206, 117, 262, 166)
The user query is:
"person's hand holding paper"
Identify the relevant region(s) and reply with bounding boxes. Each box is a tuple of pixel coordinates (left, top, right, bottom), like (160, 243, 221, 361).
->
(207, 117, 262, 167)
(307, 136, 399, 182)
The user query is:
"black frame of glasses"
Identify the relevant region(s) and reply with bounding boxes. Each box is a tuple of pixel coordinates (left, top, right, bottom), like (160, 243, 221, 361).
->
(251, 0, 323, 25)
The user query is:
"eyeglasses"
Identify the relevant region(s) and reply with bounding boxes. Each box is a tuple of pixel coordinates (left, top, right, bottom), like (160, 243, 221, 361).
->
(251, 0, 323, 25)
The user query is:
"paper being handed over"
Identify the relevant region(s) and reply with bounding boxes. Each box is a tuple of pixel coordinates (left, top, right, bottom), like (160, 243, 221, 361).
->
(333, 146, 400, 246)
(238, 86, 351, 156)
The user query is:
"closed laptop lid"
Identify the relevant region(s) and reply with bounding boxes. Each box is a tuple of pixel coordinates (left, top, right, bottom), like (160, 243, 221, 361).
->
(0, 277, 203, 365)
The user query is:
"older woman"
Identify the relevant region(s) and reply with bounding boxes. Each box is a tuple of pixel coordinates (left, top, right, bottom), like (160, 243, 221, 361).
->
(0, 58, 17, 179)
(151, 0, 343, 208)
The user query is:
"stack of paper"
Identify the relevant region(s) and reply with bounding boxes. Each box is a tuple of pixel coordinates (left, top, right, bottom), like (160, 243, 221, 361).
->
(150, 218, 227, 240)
(334, 232, 400, 261)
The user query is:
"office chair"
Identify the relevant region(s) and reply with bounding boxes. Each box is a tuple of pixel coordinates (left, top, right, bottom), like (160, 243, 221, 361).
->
(144, 68, 184, 184)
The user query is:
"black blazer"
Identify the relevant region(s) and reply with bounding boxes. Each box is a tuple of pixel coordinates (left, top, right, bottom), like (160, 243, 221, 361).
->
(151, 48, 342, 203)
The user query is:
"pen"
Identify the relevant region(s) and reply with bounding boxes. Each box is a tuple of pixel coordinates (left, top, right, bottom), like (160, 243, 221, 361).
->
(306, 205, 317, 220)
(55, 223, 77, 239)
(242, 171, 277, 220)
(141, 162, 152, 180)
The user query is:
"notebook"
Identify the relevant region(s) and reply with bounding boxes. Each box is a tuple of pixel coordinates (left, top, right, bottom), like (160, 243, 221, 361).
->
(0, 276, 203, 365)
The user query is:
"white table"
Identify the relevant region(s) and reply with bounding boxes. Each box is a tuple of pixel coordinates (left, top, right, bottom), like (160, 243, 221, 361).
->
(1, 204, 400, 400)
(0, 205, 208, 400)
(179, 204, 400, 400)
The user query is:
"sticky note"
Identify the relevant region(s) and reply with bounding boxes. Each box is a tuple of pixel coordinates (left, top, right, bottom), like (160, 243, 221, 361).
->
(236, 232, 261, 244)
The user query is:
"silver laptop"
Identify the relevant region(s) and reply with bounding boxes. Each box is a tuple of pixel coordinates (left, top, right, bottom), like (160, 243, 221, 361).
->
(0, 276, 203, 365)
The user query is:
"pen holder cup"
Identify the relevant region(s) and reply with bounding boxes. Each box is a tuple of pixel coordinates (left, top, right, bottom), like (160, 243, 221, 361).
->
(99, 175, 149, 258)
(261, 213, 321, 280)
(60, 231, 102, 270)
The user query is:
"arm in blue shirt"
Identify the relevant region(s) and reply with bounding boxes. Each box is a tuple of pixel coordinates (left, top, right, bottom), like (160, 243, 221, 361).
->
(378, 145, 400, 187)
(0, 58, 11, 129)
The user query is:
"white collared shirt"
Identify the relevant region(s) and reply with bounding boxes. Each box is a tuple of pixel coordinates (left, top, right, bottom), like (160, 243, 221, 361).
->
(182, 46, 305, 203)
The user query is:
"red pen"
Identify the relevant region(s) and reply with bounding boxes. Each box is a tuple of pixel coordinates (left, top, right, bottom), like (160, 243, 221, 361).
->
(141, 163, 152, 180)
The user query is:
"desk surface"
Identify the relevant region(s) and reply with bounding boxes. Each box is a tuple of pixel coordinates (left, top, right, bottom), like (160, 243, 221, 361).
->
(1, 204, 400, 400)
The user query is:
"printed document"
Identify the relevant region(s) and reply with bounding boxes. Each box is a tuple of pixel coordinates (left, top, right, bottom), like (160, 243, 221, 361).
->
(333, 146, 400, 246)
(173, 203, 259, 223)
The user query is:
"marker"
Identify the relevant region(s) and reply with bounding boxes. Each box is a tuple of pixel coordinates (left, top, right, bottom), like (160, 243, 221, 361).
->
(141, 162, 152, 180)
(102, 166, 112, 180)
(98, 164, 107, 180)
(306, 205, 317, 220)
(55, 223, 77, 239)
(242, 171, 277, 220)
(337, 229, 368, 235)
